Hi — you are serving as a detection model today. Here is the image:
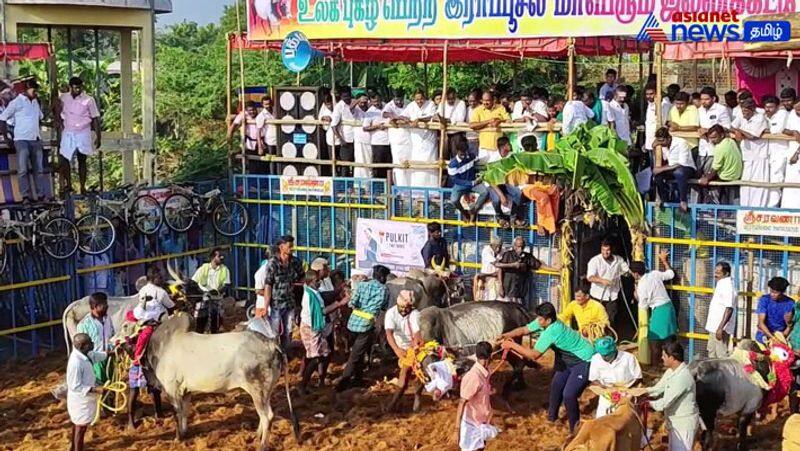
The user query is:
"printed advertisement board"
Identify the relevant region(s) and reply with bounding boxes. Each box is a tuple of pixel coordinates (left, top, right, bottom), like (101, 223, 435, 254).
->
(355, 218, 427, 274)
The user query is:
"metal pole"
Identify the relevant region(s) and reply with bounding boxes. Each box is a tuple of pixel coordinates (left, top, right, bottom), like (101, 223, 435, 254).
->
(226, 33, 232, 124)
(94, 28, 104, 192)
(330, 53, 337, 177)
(423, 62, 428, 94)
(692, 59, 698, 92)
(567, 38, 575, 100)
(349, 61, 353, 87)
(745, 238, 755, 338)
(438, 41, 449, 186)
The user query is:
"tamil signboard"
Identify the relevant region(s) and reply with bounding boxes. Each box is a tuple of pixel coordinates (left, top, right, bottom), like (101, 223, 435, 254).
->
(736, 209, 800, 238)
(355, 218, 427, 274)
(248, 0, 796, 41)
(279, 175, 333, 196)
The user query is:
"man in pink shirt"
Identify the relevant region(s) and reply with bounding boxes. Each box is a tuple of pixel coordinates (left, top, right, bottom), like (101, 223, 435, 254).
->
(455, 341, 498, 451)
(55, 77, 101, 196)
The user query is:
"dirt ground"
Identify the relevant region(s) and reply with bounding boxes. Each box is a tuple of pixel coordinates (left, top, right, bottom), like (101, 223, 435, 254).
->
(0, 344, 788, 451)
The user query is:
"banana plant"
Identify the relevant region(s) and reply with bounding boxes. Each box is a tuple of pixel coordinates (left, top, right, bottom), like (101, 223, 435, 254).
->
(482, 122, 645, 234)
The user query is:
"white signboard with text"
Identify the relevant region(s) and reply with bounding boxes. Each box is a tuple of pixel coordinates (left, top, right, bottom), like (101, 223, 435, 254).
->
(355, 218, 427, 274)
(736, 209, 800, 238)
(279, 175, 333, 196)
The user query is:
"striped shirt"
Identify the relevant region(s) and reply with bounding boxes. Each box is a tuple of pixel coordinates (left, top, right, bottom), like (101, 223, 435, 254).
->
(447, 154, 478, 188)
(347, 279, 389, 333)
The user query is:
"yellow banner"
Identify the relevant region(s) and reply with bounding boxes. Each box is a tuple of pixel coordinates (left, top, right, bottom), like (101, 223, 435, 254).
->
(247, 0, 797, 41)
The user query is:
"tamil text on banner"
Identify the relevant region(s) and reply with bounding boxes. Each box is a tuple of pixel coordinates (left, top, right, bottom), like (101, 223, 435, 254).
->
(248, 0, 797, 41)
(736, 209, 800, 238)
(356, 218, 427, 274)
(279, 175, 333, 196)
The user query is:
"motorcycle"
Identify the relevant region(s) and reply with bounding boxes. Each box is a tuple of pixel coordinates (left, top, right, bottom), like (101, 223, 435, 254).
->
(194, 288, 224, 334)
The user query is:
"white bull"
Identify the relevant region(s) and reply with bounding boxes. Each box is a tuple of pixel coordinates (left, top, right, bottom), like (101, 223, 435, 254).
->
(61, 277, 147, 354)
(142, 313, 299, 450)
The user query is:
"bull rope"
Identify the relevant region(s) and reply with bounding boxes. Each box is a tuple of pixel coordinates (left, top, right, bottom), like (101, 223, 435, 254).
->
(581, 323, 618, 344)
(92, 347, 131, 425)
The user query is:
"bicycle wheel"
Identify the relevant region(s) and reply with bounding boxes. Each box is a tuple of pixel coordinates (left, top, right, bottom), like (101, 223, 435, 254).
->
(76, 213, 116, 255)
(163, 193, 196, 233)
(131, 194, 163, 235)
(212, 199, 249, 236)
(41, 217, 79, 259)
(0, 238, 7, 275)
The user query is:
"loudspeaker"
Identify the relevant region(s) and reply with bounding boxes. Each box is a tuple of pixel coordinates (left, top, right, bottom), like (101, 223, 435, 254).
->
(274, 86, 323, 177)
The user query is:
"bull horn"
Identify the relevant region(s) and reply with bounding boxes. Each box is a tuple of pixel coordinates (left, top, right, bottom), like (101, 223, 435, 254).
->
(432, 256, 444, 271)
(166, 258, 184, 282)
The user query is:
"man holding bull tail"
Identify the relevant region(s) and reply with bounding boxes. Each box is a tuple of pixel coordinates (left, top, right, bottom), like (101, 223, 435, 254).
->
(386, 289, 423, 412)
(335, 265, 391, 392)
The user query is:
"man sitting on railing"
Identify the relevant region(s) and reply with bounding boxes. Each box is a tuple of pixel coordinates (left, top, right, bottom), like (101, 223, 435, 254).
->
(697, 125, 742, 205)
(448, 136, 488, 224)
(488, 137, 528, 228)
(653, 127, 696, 212)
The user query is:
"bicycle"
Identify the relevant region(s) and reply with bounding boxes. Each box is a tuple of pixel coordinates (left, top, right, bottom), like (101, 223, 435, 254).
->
(162, 184, 249, 237)
(76, 184, 164, 255)
(0, 204, 79, 273)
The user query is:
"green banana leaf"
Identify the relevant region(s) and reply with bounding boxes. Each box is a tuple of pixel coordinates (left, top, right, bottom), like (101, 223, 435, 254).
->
(480, 122, 645, 230)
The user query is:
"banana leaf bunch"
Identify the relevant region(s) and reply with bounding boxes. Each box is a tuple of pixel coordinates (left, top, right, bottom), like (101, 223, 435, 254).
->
(481, 123, 645, 232)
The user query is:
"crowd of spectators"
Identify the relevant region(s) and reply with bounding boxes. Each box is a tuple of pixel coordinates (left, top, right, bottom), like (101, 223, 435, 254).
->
(231, 68, 800, 215)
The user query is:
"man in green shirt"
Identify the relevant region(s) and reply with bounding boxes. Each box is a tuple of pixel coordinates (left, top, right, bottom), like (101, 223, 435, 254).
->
(698, 124, 743, 204)
(499, 302, 595, 432)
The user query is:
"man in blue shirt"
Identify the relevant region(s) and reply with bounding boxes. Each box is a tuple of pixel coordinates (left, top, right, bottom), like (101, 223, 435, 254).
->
(447, 136, 489, 224)
(756, 276, 795, 343)
(421, 222, 450, 270)
(336, 265, 391, 392)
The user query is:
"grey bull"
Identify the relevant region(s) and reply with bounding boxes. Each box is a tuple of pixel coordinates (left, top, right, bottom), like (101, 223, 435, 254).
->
(142, 313, 299, 450)
(393, 302, 533, 408)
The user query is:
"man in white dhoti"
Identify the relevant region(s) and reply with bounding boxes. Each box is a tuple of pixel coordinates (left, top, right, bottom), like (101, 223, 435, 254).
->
(331, 87, 355, 177)
(401, 90, 439, 187)
(352, 93, 373, 179)
(55, 77, 101, 196)
(383, 91, 412, 186)
(764, 96, 790, 207)
(67, 333, 106, 451)
(731, 98, 769, 207)
(784, 98, 800, 209)
(646, 342, 699, 451)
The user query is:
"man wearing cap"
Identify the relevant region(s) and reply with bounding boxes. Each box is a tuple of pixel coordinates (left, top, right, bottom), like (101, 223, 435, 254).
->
(589, 336, 642, 418)
(0, 79, 46, 203)
(474, 235, 504, 301)
(55, 77, 101, 196)
(386, 290, 423, 412)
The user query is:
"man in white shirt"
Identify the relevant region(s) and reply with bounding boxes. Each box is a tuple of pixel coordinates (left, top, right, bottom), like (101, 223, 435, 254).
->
(732, 90, 765, 122)
(255, 96, 278, 174)
(705, 261, 735, 358)
(586, 239, 631, 324)
(562, 87, 595, 136)
(318, 94, 335, 175)
(732, 98, 769, 207)
(465, 90, 481, 157)
(383, 91, 412, 185)
(589, 336, 642, 417)
(763, 96, 790, 207)
(67, 333, 106, 451)
(364, 93, 391, 179)
(473, 235, 504, 301)
(436, 88, 467, 159)
(385, 289, 422, 412)
(331, 87, 355, 177)
(644, 85, 672, 155)
(599, 68, 618, 103)
(631, 250, 678, 363)
(227, 102, 261, 171)
(607, 86, 632, 146)
(352, 93, 373, 179)
(0, 79, 45, 203)
(697, 87, 732, 179)
(134, 267, 175, 324)
(653, 127, 697, 212)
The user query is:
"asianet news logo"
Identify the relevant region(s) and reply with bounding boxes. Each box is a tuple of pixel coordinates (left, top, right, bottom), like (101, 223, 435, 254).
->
(638, 12, 791, 43)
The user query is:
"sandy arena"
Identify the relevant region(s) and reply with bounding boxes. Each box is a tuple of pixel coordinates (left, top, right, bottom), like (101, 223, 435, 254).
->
(0, 340, 788, 451)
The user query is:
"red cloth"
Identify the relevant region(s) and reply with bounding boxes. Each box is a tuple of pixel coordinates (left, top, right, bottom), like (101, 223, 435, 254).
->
(0, 43, 50, 61)
(133, 325, 154, 364)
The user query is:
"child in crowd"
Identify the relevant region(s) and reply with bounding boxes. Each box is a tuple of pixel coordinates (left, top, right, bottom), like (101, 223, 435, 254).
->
(455, 341, 498, 451)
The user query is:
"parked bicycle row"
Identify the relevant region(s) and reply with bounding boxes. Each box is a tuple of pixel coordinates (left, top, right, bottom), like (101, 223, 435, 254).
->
(0, 183, 249, 273)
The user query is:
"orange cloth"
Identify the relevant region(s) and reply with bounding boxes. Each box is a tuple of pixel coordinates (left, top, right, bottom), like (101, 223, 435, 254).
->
(522, 182, 560, 234)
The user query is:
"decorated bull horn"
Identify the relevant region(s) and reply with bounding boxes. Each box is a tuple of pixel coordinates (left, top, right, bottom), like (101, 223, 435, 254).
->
(166, 258, 185, 282)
